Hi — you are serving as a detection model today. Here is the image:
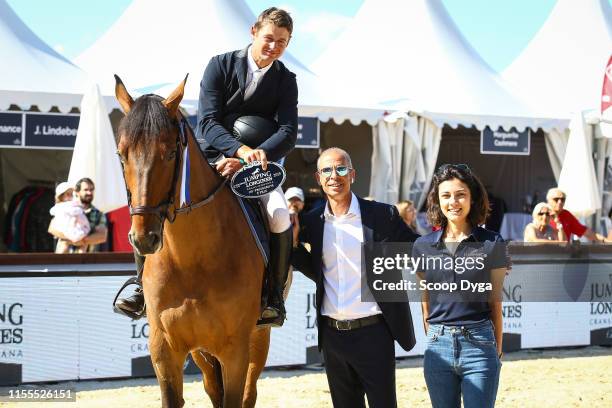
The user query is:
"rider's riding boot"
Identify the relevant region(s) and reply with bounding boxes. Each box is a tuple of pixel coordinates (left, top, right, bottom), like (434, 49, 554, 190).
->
(257, 227, 292, 327)
(115, 253, 146, 316)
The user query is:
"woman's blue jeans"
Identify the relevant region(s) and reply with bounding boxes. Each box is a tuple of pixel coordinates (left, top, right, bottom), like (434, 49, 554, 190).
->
(424, 320, 501, 408)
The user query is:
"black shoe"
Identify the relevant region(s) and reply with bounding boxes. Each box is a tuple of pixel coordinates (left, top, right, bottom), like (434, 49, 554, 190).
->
(257, 227, 292, 328)
(115, 287, 145, 313)
(113, 253, 146, 319)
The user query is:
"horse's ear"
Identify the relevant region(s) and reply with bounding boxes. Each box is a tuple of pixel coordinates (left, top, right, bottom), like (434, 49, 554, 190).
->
(163, 74, 188, 118)
(114, 74, 134, 114)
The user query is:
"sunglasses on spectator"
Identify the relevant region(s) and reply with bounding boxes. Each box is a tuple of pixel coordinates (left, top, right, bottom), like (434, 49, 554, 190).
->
(538, 212, 550, 216)
(552, 197, 565, 203)
(318, 165, 352, 177)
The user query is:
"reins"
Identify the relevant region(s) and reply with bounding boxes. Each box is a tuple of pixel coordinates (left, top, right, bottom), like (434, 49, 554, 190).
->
(120, 113, 227, 225)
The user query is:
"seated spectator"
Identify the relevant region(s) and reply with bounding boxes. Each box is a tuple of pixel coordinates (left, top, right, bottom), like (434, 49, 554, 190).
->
(523, 202, 565, 242)
(547, 188, 610, 243)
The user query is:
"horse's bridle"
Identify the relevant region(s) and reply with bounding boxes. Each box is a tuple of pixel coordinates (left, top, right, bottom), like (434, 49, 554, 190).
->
(120, 116, 227, 225)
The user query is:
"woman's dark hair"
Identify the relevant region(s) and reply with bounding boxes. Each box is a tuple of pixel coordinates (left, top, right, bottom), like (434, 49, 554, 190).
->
(426, 164, 490, 228)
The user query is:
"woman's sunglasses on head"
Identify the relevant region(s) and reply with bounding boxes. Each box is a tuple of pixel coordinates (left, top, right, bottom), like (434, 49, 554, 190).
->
(436, 163, 471, 174)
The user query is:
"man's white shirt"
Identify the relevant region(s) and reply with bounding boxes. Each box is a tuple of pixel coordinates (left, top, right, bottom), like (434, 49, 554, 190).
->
(244, 45, 272, 100)
(321, 193, 382, 320)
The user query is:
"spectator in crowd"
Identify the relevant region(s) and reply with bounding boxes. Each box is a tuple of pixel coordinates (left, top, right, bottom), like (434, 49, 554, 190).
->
(285, 186, 305, 244)
(285, 186, 305, 214)
(396, 199, 417, 230)
(603, 208, 612, 241)
(48, 182, 91, 253)
(547, 188, 610, 242)
(396, 199, 418, 232)
(523, 202, 565, 242)
(48, 178, 107, 253)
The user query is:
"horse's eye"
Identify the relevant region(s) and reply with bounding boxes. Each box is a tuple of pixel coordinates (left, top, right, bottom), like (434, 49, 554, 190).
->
(116, 151, 126, 164)
(168, 151, 177, 161)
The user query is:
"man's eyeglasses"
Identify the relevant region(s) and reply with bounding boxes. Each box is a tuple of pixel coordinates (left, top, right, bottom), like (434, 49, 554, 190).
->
(552, 197, 565, 203)
(318, 165, 352, 177)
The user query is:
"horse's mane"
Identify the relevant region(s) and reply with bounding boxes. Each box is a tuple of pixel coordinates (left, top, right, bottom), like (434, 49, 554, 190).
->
(118, 94, 177, 149)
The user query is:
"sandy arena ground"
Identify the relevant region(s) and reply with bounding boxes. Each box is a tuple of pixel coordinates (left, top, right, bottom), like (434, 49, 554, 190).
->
(1, 346, 610, 408)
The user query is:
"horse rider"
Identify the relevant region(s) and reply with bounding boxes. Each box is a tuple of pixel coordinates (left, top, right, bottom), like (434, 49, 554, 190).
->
(115, 7, 297, 328)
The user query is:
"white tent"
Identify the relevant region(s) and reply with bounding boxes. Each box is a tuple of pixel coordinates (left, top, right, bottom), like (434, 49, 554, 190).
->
(0, 0, 89, 112)
(502, 0, 612, 118)
(502, 0, 612, 218)
(75, 0, 384, 125)
(68, 84, 127, 213)
(310, 0, 568, 205)
(311, 0, 564, 133)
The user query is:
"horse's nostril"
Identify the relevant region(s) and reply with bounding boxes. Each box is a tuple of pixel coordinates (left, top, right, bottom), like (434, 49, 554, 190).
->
(147, 232, 160, 249)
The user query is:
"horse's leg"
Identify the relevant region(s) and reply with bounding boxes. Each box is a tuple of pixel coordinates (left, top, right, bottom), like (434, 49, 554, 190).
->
(218, 341, 250, 408)
(149, 329, 187, 408)
(242, 327, 271, 408)
(191, 350, 223, 408)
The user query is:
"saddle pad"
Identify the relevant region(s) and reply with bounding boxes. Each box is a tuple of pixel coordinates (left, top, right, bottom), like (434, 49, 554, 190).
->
(237, 196, 270, 267)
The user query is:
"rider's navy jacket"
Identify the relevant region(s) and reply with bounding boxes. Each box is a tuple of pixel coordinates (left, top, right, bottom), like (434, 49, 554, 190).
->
(196, 46, 298, 162)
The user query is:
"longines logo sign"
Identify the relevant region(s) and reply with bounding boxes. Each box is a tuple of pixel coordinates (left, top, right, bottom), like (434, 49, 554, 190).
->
(305, 292, 317, 343)
(130, 322, 149, 353)
(0, 303, 23, 359)
(589, 274, 612, 325)
(502, 284, 522, 330)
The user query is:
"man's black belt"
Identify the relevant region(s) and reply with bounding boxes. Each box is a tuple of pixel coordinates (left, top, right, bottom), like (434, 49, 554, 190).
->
(323, 314, 384, 331)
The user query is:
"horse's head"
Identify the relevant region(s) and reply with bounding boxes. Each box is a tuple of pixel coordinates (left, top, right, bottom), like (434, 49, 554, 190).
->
(114, 75, 187, 255)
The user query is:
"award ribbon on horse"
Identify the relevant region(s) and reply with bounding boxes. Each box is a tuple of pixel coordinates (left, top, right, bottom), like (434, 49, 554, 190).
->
(231, 161, 286, 198)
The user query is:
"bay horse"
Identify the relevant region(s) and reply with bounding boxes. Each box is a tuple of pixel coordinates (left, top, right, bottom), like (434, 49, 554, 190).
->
(114, 75, 271, 408)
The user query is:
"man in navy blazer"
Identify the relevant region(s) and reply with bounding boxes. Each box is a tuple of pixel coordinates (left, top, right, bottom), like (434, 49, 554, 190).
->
(291, 148, 419, 408)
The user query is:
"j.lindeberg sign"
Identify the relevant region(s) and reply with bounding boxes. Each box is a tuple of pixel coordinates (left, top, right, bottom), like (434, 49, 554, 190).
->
(0, 111, 79, 149)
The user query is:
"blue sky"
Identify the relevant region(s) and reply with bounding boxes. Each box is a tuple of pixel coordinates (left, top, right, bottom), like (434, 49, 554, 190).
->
(5, 0, 593, 72)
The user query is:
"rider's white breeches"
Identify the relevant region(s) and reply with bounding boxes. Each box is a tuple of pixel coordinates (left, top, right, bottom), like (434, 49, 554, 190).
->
(261, 186, 291, 233)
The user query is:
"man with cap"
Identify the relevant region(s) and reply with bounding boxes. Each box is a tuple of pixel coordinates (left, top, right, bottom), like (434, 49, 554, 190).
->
(285, 186, 305, 243)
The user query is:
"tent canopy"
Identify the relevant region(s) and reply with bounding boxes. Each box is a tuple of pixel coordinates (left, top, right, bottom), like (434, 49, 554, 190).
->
(75, 0, 384, 125)
(311, 0, 567, 132)
(502, 0, 612, 118)
(0, 0, 89, 112)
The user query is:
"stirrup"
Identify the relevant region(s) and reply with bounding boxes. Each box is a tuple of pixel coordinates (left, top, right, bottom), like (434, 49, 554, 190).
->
(257, 313, 286, 328)
(112, 277, 147, 320)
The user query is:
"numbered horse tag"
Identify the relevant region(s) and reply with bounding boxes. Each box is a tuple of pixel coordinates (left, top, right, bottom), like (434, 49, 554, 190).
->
(230, 161, 286, 198)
